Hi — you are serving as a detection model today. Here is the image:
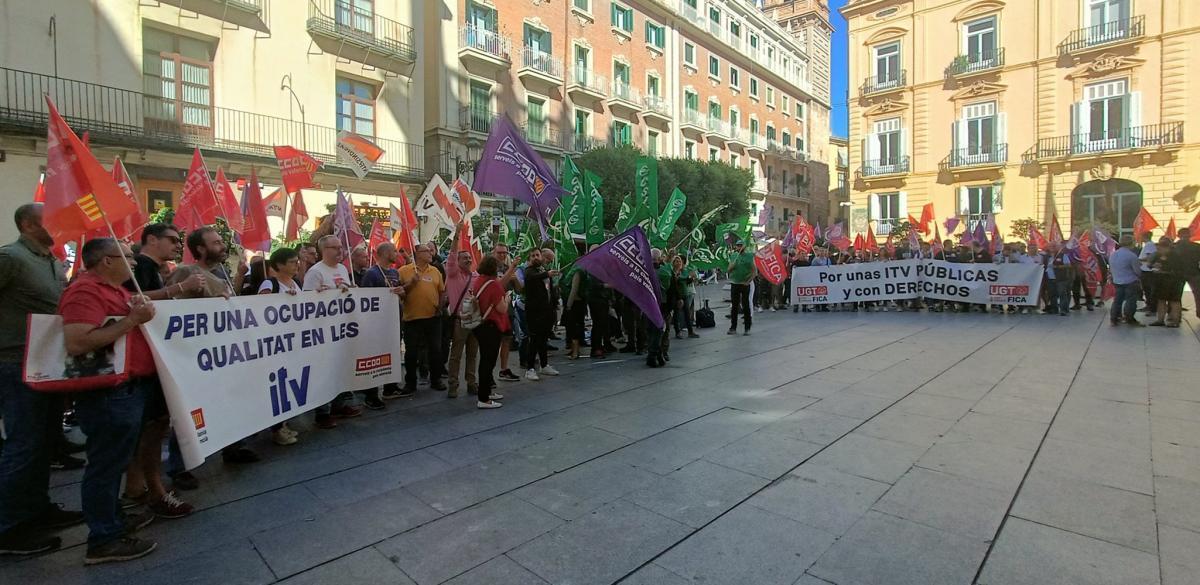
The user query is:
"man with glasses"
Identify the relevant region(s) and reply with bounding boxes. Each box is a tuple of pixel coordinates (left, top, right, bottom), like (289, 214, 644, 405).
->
(399, 243, 447, 394)
(727, 240, 756, 335)
(60, 238, 159, 564)
(302, 235, 361, 427)
(0, 204, 81, 556)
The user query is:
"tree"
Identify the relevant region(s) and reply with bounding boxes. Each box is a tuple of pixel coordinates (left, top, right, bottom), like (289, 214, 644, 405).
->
(1008, 217, 1041, 243)
(888, 220, 914, 243)
(572, 146, 751, 241)
(146, 206, 239, 261)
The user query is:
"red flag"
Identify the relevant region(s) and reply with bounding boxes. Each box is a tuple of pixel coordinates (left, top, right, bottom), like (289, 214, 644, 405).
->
(1028, 225, 1048, 251)
(853, 232, 865, 251)
(1076, 232, 1103, 291)
(865, 224, 879, 253)
(990, 220, 1004, 254)
(433, 181, 465, 226)
(456, 219, 483, 267)
(367, 219, 389, 263)
(918, 202, 934, 234)
(907, 214, 920, 230)
(177, 149, 220, 231)
(1133, 207, 1159, 239)
(33, 173, 45, 203)
(286, 190, 309, 241)
(41, 97, 139, 239)
(450, 178, 480, 220)
(1164, 217, 1177, 241)
(1048, 214, 1064, 246)
(240, 168, 272, 251)
(884, 232, 895, 257)
(109, 158, 147, 242)
(213, 168, 244, 234)
(1188, 211, 1200, 242)
(753, 242, 786, 285)
(389, 186, 420, 255)
(794, 221, 815, 255)
(274, 146, 323, 194)
(263, 189, 286, 219)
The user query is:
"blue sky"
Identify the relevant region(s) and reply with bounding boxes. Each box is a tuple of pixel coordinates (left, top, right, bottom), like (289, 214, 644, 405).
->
(829, 0, 849, 137)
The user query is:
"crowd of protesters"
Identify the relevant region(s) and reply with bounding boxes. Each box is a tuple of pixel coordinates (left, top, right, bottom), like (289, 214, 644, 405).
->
(0, 204, 715, 565)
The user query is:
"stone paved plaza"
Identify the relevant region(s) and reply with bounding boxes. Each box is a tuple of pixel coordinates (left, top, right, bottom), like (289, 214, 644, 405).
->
(3, 296, 1199, 585)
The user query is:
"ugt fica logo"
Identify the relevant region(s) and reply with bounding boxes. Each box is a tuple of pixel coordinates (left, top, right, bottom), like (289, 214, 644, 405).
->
(268, 366, 310, 416)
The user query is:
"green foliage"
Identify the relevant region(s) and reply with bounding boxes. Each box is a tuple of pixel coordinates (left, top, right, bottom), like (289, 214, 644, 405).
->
(572, 146, 751, 242)
(1008, 217, 1041, 243)
(888, 220, 914, 243)
(145, 206, 239, 262)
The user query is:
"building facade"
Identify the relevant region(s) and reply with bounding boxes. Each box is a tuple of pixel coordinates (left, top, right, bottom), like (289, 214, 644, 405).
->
(843, 0, 1199, 241)
(423, 0, 834, 236)
(830, 135, 850, 224)
(0, 0, 426, 240)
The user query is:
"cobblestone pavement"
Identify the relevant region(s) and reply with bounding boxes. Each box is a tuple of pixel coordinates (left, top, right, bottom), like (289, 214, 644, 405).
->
(4, 297, 1198, 584)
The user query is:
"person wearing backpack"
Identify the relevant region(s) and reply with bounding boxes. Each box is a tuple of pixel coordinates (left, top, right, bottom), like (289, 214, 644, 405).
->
(471, 257, 518, 409)
(445, 231, 479, 399)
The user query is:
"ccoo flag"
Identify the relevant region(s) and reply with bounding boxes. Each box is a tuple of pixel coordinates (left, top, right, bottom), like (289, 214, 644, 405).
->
(473, 116, 565, 237)
(273, 145, 322, 193)
(575, 226, 664, 329)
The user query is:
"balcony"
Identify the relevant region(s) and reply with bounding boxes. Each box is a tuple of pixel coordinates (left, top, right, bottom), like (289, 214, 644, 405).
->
(680, 109, 705, 134)
(566, 133, 602, 154)
(157, 0, 269, 33)
(857, 156, 911, 179)
(745, 133, 765, 154)
(941, 144, 1008, 170)
(751, 178, 768, 194)
(1058, 16, 1145, 56)
(727, 125, 747, 148)
(945, 48, 1005, 79)
(1023, 123, 1185, 163)
(705, 117, 728, 141)
(459, 105, 495, 134)
(642, 95, 672, 125)
(608, 81, 642, 114)
(0, 67, 424, 180)
(517, 48, 563, 88)
(519, 122, 563, 153)
(567, 69, 607, 102)
(458, 25, 512, 70)
(307, 0, 416, 76)
(767, 180, 807, 200)
(766, 139, 799, 160)
(860, 71, 906, 96)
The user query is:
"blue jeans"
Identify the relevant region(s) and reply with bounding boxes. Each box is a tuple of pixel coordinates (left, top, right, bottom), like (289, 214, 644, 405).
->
(0, 362, 62, 534)
(74, 379, 147, 547)
(1111, 282, 1141, 321)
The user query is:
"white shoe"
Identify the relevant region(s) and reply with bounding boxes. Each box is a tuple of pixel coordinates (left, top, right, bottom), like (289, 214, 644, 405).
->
(477, 400, 503, 409)
(280, 423, 298, 438)
(487, 393, 504, 400)
(272, 428, 298, 446)
(525, 369, 541, 381)
(539, 365, 560, 376)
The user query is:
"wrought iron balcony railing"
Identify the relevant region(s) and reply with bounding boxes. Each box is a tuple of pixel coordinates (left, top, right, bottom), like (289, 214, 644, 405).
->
(643, 95, 671, 118)
(1058, 16, 1144, 55)
(566, 133, 602, 154)
(519, 47, 563, 79)
(1024, 123, 1184, 162)
(860, 70, 906, 95)
(945, 48, 1005, 77)
(706, 117, 728, 137)
(307, 0, 416, 63)
(943, 144, 1008, 169)
(682, 108, 705, 129)
(520, 122, 561, 150)
(460, 25, 512, 62)
(459, 105, 495, 133)
(569, 69, 608, 96)
(0, 67, 424, 179)
(858, 156, 911, 178)
(610, 81, 642, 105)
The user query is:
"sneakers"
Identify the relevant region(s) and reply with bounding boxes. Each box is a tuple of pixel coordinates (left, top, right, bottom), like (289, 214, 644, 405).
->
(477, 400, 503, 409)
(362, 394, 386, 410)
(272, 427, 298, 446)
(498, 369, 521, 382)
(0, 530, 61, 556)
(120, 489, 148, 510)
(381, 386, 405, 400)
(85, 537, 157, 565)
(332, 405, 362, 418)
(33, 503, 84, 530)
(171, 471, 199, 492)
(539, 365, 560, 376)
(149, 492, 193, 519)
(487, 393, 505, 400)
(122, 509, 156, 533)
(525, 369, 541, 382)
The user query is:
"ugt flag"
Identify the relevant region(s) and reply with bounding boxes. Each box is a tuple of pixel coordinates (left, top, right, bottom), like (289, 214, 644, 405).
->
(754, 241, 786, 285)
(575, 226, 664, 329)
(472, 116, 565, 236)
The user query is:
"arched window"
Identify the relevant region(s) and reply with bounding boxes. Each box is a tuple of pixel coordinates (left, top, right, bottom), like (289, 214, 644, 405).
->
(1071, 178, 1142, 237)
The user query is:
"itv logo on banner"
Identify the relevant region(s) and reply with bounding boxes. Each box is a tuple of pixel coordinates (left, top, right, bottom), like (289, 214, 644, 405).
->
(268, 366, 311, 416)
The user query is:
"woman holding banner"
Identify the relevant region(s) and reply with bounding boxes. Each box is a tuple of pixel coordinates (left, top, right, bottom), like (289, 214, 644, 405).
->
(258, 248, 304, 445)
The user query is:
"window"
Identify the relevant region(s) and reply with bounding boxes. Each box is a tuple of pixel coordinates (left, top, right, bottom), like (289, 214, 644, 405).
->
(708, 6, 720, 25)
(708, 100, 721, 121)
(955, 101, 1002, 163)
(749, 78, 759, 98)
(749, 159, 758, 179)
(958, 185, 999, 231)
(611, 119, 632, 146)
(730, 153, 740, 167)
(335, 77, 376, 136)
(709, 55, 720, 79)
(709, 147, 720, 162)
(730, 66, 740, 89)
(466, 80, 491, 132)
(525, 97, 547, 143)
(335, 0, 374, 35)
(782, 131, 791, 147)
(647, 130, 659, 156)
(766, 164, 774, 181)
(795, 101, 805, 119)
(646, 75, 661, 99)
(765, 87, 775, 106)
(1073, 178, 1141, 238)
(574, 108, 590, 140)
(611, 3, 633, 33)
(685, 90, 699, 112)
(767, 45, 775, 61)
(685, 140, 697, 159)
(797, 133, 806, 152)
(573, 0, 590, 12)
(873, 42, 901, 84)
(143, 28, 214, 130)
(574, 45, 591, 82)
(613, 61, 630, 85)
(1080, 79, 1135, 146)
(963, 16, 997, 66)
(466, 1, 497, 32)
(870, 192, 904, 235)
(729, 20, 741, 39)
(684, 43, 696, 67)
(750, 118, 759, 140)
(645, 22, 665, 49)
(868, 117, 903, 168)
(750, 34, 759, 51)
(782, 96, 790, 116)
(524, 24, 551, 53)
(1086, 0, 1132, 44)
(729, 108, 739, 131)
(766, 124, 776, 141)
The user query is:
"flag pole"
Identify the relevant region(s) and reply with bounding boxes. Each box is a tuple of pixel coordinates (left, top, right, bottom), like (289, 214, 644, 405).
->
(97, 206, 144, 297)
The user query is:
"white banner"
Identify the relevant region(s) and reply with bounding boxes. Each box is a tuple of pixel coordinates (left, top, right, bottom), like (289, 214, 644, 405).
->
(141, 290, 402, 469)
(792, 260, 1043, 306)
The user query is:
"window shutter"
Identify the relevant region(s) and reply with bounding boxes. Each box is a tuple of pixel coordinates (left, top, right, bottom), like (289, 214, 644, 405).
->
(868, 193, 878, 220)
(866, 133, 879, 162)
(1128, 91, 1142, 146)
(952, 120, 961, 153)
(1073, 101, 1087, 138)
(898, 192, 908, 219)
(991, 183, 1004, 213)
(958, 186, 970, 215)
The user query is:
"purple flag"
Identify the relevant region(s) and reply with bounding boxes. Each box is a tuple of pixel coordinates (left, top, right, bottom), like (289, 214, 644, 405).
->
(825, 222, 843, 241)
(944, 216, 961, 234)
(575, 226, 665, 329)
(960, 226, 974, 246)
(813, 220, 823, 242)
(472, 115, 565, 237)
(972, 221, 988, 248)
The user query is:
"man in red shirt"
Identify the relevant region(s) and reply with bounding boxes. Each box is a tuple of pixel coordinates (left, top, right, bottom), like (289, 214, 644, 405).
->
(59, 238, 158, 565)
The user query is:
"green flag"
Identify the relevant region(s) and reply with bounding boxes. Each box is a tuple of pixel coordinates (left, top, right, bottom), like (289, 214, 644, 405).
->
(615, 195, 634, 233)
(634, 156, 658, 234)
(681, 204, 728, 247)
(653, 188, 687, 246)
(584, 170, 605, 245)
(553, 207, 579, 267)
(562, 158, 587, 239)
(515, 220, 537, 255)
(690, 246, 720, 270)
(497, 213, 513, 246)
(715, 223, 739, 246)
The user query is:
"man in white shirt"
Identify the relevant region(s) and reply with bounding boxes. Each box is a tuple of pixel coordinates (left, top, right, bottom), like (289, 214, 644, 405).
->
(303, 235, 358, 427)
(1137, 230, 1157, 315)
